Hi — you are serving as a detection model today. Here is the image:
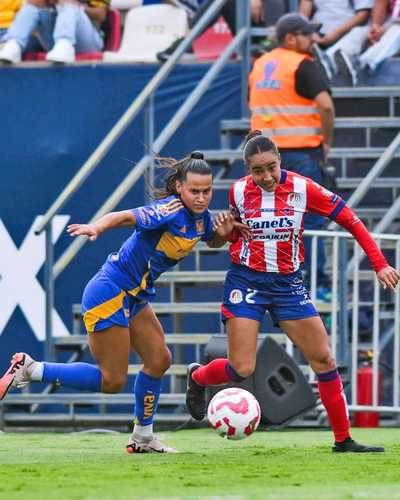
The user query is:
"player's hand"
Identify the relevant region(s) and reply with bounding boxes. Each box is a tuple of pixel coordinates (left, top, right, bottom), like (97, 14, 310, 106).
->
(377, 266, 400, 291)
(67, 223, 101, 241)
(233, 220, 251, 240)
(213, 212, 235, 237)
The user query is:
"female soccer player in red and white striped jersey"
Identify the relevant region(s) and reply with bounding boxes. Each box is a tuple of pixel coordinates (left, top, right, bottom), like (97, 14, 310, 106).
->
(186, 130, 400, 452)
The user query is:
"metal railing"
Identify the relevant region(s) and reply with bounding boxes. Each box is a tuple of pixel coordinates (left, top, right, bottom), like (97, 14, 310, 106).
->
(32, 0, 252, 360)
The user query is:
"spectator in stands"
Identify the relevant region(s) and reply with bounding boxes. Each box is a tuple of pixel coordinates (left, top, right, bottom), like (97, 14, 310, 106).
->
(335, 0, 400, 85)
(156, 0, 286, 62)
(248, 12, 335, 300)
(0, 152, 245, 454)
(0, 0, 22, 41)
(0, 0, 108, 64)
(299, 0, 373, 81)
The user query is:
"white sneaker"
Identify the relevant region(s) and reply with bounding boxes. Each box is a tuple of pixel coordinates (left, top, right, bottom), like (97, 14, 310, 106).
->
(0, 39, 22, 63)
(126, 434, 179, 454)
(46, 39, 75, 64)
(0, 352, 35, 400)
(334, 49, 358, 86)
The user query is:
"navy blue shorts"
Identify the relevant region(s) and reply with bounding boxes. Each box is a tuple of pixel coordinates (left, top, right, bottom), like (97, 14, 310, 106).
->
(81, 271, 151, 332)
(221, 264, 318, 325)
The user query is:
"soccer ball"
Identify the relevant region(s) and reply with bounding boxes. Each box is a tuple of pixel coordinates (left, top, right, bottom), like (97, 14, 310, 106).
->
(207, 387, 261, 440)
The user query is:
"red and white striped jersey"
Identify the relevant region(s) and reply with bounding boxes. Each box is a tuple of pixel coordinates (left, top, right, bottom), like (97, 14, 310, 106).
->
(229, 169, 345, 274)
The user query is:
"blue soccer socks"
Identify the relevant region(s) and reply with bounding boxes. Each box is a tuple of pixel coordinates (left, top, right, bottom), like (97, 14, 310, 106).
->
(133, 371, 161, 426)
(42, 362, 102, 392)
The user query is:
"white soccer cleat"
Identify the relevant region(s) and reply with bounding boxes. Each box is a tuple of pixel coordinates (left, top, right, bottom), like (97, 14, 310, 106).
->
(46, 39, 75, 64)
(126, 434, 179, 454)
(0, 352, 35, 400)
(0, 39, 22, 63)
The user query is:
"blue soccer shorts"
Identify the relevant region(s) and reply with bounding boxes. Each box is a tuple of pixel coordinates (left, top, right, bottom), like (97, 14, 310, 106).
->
(81, 270, 150, 333)
(221, 263, 318, 325)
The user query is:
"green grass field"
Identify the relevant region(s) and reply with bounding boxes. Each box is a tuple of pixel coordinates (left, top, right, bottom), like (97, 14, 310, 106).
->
(1, 428, 400, 499)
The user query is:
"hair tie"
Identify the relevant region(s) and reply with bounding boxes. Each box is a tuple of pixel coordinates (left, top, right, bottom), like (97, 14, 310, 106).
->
(190, 151, 204, 160)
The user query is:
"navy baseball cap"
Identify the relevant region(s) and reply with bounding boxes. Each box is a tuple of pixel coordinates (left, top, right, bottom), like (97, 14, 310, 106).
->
(276, 13, 322, 40)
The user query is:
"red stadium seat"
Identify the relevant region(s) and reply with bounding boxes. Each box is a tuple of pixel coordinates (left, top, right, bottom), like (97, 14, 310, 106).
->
(23, 8, 122, 62)
(192, 16, 233, 61)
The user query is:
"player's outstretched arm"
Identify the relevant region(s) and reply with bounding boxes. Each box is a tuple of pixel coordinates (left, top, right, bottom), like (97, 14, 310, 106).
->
(67, 210, 136, 241)
(333, 205, 400, 291)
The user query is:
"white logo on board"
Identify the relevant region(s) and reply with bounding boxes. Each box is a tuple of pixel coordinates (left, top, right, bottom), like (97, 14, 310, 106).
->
(0, 216, 71, 341)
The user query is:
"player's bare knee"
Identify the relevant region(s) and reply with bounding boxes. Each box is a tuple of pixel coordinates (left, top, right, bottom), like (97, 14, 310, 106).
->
(101, 375, 126, 393)
(146, 347, 171, 377)
(314, 352, 336, 372)
(158, 347, 172, 373)
(231, 360, 255, 379)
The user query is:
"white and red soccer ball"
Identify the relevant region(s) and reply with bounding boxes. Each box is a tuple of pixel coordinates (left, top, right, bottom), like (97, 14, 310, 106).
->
(207, 387, 261, 440)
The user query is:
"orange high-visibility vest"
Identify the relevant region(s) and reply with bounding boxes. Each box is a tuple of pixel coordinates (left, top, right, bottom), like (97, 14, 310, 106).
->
(249, 47, 323, 149)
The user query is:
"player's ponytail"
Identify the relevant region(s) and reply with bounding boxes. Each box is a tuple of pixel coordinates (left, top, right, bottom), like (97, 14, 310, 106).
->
(243, 129, 280, 164)
(153, 151, 212, 199)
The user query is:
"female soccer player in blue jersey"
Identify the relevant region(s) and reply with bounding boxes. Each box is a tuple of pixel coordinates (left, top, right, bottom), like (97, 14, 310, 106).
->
(0, 151, 240, 454)
(186, 131, 400, 453)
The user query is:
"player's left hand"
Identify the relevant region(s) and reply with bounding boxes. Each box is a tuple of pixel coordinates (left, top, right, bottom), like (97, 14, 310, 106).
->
(213, 212, 235, 237)
(214, 212, 250, 239)
(377, 266, 400, 291)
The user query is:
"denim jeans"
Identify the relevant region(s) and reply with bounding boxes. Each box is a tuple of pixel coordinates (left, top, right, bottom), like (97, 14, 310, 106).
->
(5, 2, 103, 52)
(280, 148, 329, 287)
(0, 28, 8, 42)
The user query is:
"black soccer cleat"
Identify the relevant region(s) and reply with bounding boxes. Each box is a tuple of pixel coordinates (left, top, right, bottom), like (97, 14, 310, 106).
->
(186, 363, 206, 421)
(332, 437, 385, 453)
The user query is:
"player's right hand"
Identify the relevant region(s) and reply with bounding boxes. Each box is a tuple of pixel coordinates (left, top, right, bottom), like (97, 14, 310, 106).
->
(67, 223, 101, 241)
(377, 266, 400, 291)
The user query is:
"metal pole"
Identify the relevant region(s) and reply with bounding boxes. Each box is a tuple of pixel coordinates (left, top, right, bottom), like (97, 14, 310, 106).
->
(351, 242, 360, 406)
(34, 0, 230, 237)
(338, 238, 348, 365)
(144, 94, 155, 204)
(236, 0, 251, 118)
(54, 29, 248, 278)
(44, 224, 55, 361)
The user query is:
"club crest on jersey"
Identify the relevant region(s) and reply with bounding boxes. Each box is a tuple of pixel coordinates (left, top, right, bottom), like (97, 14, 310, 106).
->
(229, 289, 243, 304)
(157, 205, 170, 217)
(196, 220, 204, 234)
(287, 192, 303, 207)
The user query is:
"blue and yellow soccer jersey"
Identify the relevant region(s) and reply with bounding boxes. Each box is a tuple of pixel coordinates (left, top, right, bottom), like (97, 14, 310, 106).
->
(101, 195, 214, 299)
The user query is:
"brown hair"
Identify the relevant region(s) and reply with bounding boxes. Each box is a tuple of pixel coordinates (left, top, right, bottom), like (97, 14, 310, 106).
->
(243, 130, 280, 164)
(153, 151, 212, 199)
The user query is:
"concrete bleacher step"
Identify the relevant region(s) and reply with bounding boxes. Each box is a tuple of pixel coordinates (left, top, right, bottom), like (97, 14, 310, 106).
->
(204, 147, 400, 163)
(331, 86, 400, 98)
(212, 177, 400, 190)
(54, 332, 214, 348)
(219, 117, 400, 136)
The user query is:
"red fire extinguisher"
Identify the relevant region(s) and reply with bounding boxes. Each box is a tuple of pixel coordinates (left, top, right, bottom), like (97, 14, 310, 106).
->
(354, 351, 382, 428)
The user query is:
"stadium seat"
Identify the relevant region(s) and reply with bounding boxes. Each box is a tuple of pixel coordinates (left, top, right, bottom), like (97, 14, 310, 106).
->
(192, 17, 233, 61)
(103, 4, 188, 63)
(23, 8, 122, 62)
(110, 0, 141, 11)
